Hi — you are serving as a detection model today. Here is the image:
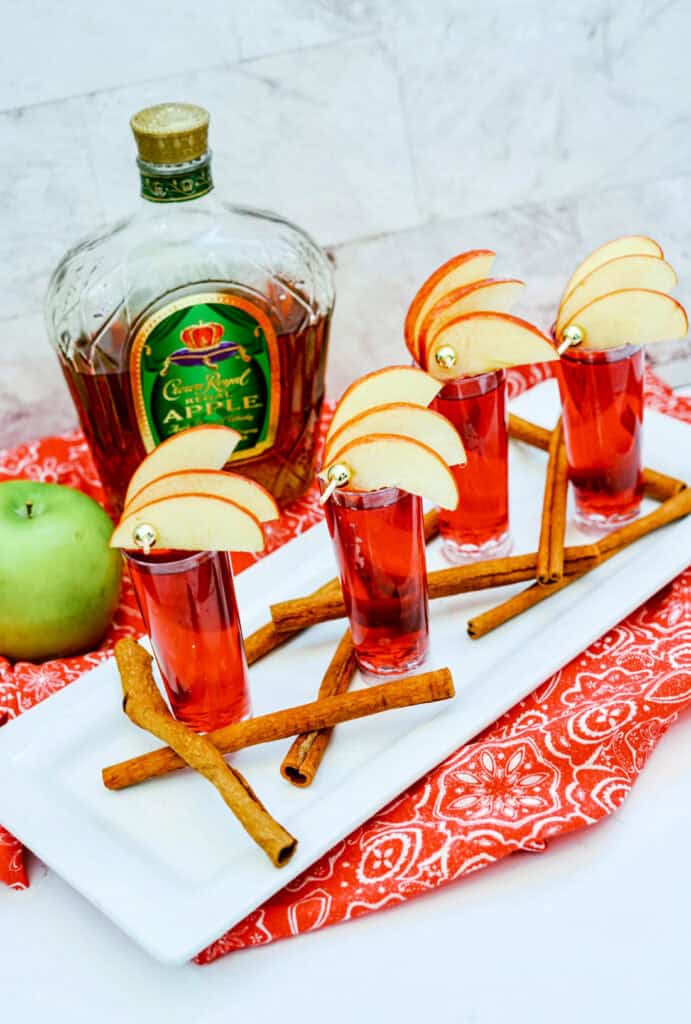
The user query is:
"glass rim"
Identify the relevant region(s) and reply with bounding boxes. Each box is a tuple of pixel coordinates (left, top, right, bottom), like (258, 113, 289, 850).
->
(122, 547, 218, 572)
(559, 342, 642, 364)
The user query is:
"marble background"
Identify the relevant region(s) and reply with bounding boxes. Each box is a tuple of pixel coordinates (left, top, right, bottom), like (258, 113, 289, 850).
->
(2, 0, 691, 446)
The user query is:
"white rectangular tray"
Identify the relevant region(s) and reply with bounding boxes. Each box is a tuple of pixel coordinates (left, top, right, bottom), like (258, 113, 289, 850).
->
(0, 381, 689, 963)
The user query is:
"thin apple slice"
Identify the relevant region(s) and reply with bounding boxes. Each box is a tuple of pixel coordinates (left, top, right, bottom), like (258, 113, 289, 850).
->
(424, 312, 558, 380)
(418, 278, 525, 358)
(556, 255, 678, 334)
(124, 426, 241, 507)
(326, 367, 442, 441)
(323, 434, 459, 509)
(324, 403, 466, 468)
(125, 469, 279, 522)
(561, 236, 663, 303)
(404, 250, 496, 360)
(560, 288, 688, 350)
(111, 493, 265, 553)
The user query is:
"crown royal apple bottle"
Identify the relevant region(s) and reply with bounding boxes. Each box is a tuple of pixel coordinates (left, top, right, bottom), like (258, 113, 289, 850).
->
(46, 104, 335, 516)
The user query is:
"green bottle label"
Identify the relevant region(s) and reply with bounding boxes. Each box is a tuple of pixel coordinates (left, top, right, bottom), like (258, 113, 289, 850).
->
(139, 163, 212, 203)
(130, 292, 280, 460)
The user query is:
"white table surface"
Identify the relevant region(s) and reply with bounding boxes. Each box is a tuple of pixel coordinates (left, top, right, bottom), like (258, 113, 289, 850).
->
(3, 386, 690, 1023)
(1, 708, 690, 1023)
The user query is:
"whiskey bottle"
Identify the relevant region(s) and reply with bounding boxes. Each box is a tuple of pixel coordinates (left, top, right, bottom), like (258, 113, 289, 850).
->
(46, 103, 335, 517)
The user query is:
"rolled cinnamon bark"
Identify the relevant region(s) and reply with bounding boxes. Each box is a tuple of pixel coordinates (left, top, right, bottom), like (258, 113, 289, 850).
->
(468, 488, 691, 639)
(243, 578, 341, 664)
(536, 419, 569, 585)
(280, 629, 356, 787)
(103, 667, 455, 791)
(508, 413, 551, 451)
(509, 413, 686, 501)
(113, 638, 297, 867)
(270, 547, 602, 633)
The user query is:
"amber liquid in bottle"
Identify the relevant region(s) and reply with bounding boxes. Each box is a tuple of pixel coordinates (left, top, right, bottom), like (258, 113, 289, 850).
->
(59, 284, 331, 517)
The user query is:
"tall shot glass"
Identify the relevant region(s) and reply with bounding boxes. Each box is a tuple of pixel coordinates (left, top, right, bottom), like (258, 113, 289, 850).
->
(323, 484, 429, 677)
(124, 547, 251, 731)
(430, 369, 511, 563)
(558, 344, 644, 528)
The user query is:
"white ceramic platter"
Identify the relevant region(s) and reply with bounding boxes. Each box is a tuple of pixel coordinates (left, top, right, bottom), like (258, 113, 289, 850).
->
(0, 381, 688, 963)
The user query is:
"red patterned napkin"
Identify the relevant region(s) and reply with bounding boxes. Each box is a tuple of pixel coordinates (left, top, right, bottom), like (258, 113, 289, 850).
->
(1, 368, 690, 967)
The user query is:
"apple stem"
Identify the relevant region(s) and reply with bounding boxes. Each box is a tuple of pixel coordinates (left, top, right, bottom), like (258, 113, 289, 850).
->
(25, 500, 33, 519)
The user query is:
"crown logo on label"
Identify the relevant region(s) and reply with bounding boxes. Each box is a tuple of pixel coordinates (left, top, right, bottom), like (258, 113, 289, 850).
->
(181, 322, 224, 351)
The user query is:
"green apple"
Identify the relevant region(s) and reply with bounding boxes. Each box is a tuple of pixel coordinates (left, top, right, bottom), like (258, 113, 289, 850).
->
(0, 481, 122, 662)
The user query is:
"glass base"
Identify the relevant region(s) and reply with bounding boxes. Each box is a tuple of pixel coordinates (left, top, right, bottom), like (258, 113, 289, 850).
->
(573, 505, 641, 532)
(441, 531, 513, 565)
(171, 701, 252, 734)
(356, 649, 428, 682)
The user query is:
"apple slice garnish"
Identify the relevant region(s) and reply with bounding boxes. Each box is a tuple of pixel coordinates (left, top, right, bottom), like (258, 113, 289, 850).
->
(124, 426, 241, 508)
(560, 288, 688, 350)
(556, 255, 678, 335)
(560, 236, 663, 304)
(111, 493, 265, 553)
(125, 469, 279, 522)
(423, 312, 558, 380)
(326, 366, 442, 442)
(404, 250, 496, 360)
(322, 435, 459, 509)
(417, 278, 525, 359)
(324, 403, 467, 468)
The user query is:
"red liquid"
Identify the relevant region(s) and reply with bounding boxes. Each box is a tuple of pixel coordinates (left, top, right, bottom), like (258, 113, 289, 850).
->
(325, 488, 429, 676)
(126, 549, 250, 731)
(559, 345, 644, 526)
(431, 370, 510, 561)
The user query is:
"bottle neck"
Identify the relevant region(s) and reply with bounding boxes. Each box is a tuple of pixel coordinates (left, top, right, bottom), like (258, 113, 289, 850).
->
(137, 151, 214, 205)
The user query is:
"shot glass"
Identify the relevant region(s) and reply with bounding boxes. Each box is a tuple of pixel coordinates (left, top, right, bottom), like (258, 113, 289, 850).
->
(124, 547, 251, 731)
(323, 485, 429, 677)
(558, 344, 644, 528)
(430, 369, 511, 563)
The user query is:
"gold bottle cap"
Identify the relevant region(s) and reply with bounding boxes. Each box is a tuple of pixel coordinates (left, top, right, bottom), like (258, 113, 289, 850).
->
(130, 103, 210, 166)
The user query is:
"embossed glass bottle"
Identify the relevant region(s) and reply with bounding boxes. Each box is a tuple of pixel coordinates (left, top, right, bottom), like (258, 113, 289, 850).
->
(46, 104, 335, 517)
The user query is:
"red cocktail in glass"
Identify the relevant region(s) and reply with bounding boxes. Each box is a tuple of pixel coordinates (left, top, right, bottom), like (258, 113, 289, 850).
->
(558, 344, 644, 527)
(324, 486, 429, 677)
(430, 369, 510, 563)
(125, 548, 250, 731)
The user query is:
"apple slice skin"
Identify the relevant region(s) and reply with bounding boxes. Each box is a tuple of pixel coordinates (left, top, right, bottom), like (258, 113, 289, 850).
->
(111, 492, 265, 553)
(424, 312, 558, 380)
(326, 366, 443, 441)
(556, 255, 678, 334)
(324, 402, 467, 468)
(417, 278, 525, 359)
(125, 469, 279, 522)
(561, 289, 689, 350)
(561, 235, 663, 304)
(404, 250, 496, 360)
(324, 434, 460, 510)
(124, 425, 241, 507)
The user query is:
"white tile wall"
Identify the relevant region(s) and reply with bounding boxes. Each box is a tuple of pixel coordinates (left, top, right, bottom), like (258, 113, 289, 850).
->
(1, 0, 690, 446)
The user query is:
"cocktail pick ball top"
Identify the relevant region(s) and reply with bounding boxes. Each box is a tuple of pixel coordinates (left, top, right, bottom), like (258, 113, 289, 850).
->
(130, 103, 210, 166)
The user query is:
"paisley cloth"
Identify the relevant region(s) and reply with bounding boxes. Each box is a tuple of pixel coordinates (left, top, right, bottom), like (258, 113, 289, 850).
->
(1, 366, 689, 967)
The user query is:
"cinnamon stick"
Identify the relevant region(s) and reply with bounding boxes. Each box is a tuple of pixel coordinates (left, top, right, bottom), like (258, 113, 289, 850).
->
(508, 413, 551, 451)
(509, 413, 686, 501)
(537, 419, 569, 585)
(270, 546, 602, 633)
(280, 629, 356, 787)
(596, 487, 691, 555)
(468, 488, 691, 639)
(113, 638, 297, 867)
(641, 468, 687, 503)
(243, 578, 341, 665)
(103, 667, 455, 791)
